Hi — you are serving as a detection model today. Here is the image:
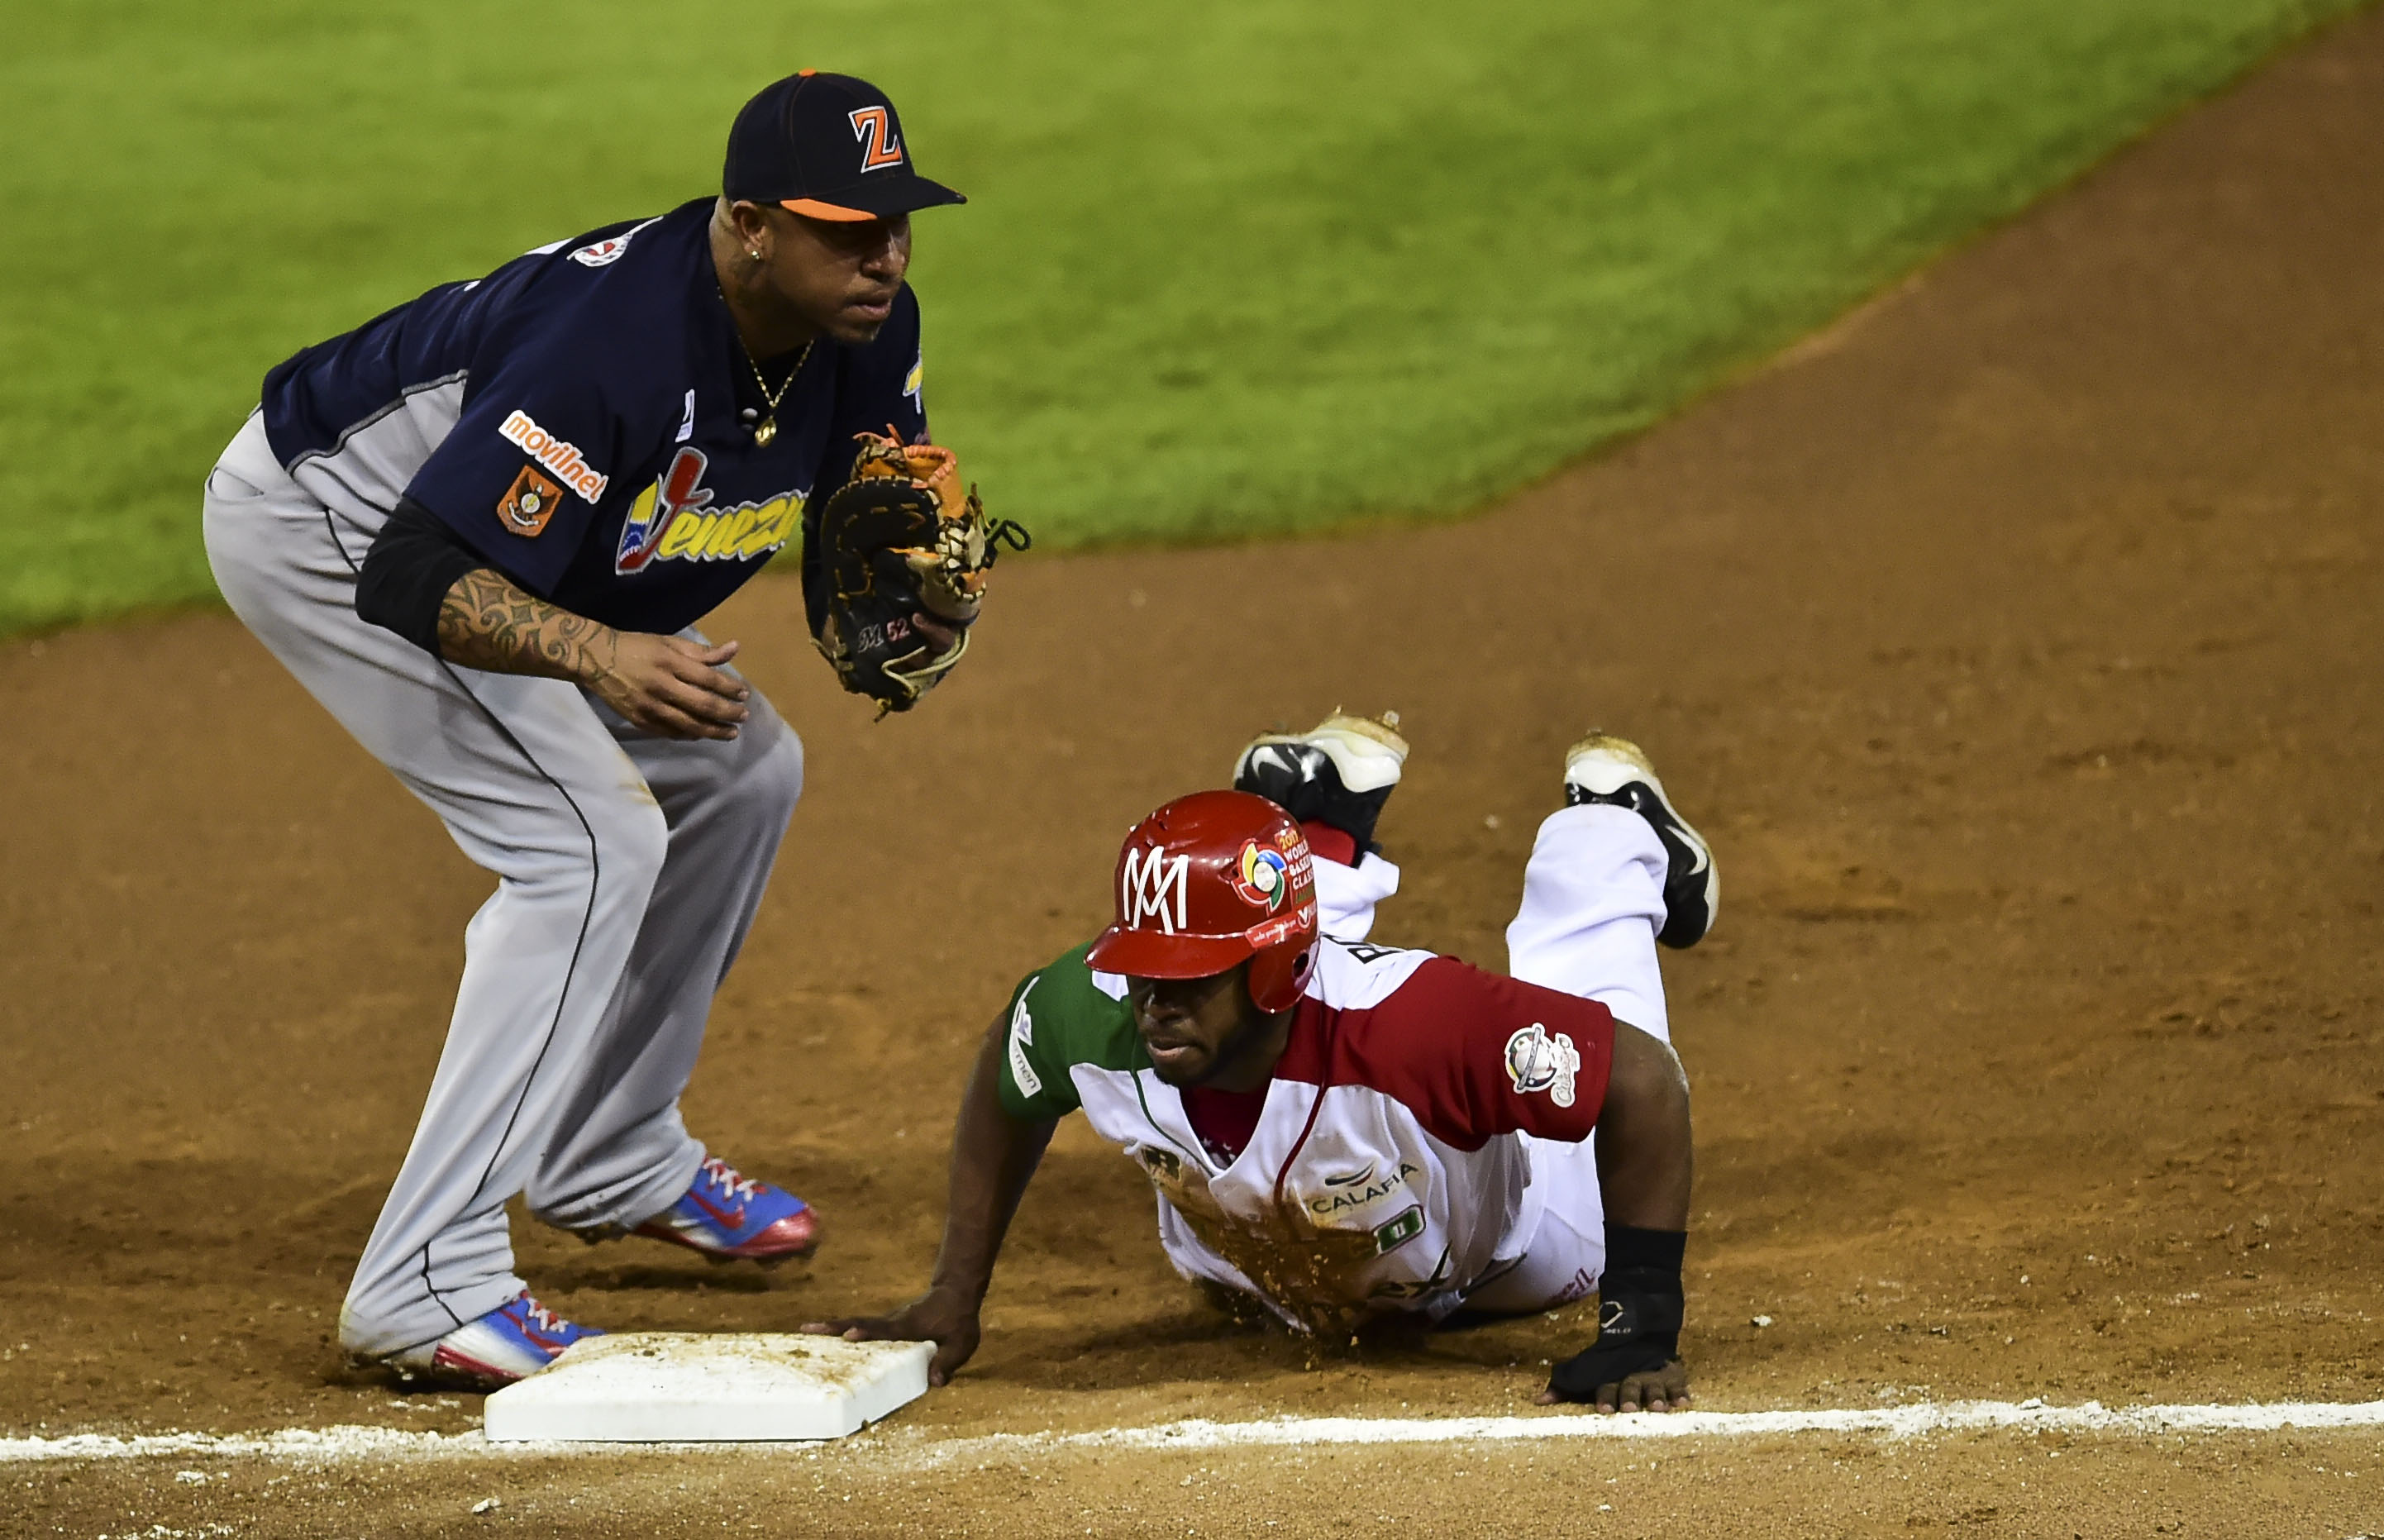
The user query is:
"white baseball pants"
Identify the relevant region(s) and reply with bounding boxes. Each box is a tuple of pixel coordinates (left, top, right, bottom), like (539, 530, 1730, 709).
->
(203, 412, 804, 1357)
(1314, 803, 1673, 1314)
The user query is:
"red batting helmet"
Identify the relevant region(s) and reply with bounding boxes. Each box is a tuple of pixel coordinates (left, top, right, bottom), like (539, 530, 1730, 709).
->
(1085, 790, 1319, 1013)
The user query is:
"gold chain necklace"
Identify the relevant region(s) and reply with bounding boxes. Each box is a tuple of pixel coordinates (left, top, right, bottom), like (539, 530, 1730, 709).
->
(738, 337, 813, 448)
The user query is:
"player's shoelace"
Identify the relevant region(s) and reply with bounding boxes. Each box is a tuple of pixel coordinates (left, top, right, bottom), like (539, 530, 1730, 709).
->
(514, 1296, 574, 1341)
(693, 1156, 763, 1206)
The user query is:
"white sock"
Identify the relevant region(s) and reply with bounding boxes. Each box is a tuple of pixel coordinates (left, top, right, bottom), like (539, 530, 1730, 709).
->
(1312, 851, 1400, 942)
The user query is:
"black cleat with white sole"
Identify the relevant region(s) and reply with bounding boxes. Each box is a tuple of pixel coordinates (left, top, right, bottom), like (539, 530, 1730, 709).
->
(1562, 732, 1718, 949)
(1232, 712, 1409, 856)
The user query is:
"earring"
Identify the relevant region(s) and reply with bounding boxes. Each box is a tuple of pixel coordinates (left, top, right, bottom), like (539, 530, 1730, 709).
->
(748, 249, 764, 263)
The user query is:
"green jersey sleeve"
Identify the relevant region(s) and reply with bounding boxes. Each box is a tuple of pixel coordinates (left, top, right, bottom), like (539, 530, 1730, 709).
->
(994, 941, 1150, 1121)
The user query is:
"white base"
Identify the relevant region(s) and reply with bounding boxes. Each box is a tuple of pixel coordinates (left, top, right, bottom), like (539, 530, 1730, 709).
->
(481, 1333, 933, 1443)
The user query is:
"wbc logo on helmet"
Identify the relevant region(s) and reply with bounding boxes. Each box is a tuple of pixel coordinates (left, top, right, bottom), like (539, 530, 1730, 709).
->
(1120, 848, 1191, 934)
(1232, 840, 1291, 913)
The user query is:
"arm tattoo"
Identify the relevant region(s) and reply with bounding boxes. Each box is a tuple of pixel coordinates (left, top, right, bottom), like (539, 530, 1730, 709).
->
(435, 567, 619, 687)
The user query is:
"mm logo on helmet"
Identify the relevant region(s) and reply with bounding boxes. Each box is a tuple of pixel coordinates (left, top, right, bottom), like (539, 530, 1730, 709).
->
(1121, 849, 1191, 933)
(1233, 841, 1291, 912)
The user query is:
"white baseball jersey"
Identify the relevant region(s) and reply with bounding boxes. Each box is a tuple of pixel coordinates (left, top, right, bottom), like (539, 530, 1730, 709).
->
(997, 930, 1621, 1334)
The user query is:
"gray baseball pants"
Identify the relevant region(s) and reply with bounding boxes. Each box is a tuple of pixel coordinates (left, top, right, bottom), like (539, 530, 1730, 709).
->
(202, 412, 804, 1358)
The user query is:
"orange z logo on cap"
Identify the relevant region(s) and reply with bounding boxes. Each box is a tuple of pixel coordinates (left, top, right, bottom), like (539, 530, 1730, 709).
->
(849, 107, 904, 171)
(498, 465, 565, 537)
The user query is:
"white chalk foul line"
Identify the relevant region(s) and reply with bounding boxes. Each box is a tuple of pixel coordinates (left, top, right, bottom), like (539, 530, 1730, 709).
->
(8, 1399, 2384, 1465)
(927, 1397, 2384, 1461)
(0, 1426, 460, 1464)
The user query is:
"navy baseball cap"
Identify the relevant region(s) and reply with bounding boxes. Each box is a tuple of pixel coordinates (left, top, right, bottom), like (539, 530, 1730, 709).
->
(723, 71, 966, 222)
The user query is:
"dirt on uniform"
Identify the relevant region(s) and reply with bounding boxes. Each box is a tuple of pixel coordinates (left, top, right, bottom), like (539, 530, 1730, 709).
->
(7, 10, 2384, 1536)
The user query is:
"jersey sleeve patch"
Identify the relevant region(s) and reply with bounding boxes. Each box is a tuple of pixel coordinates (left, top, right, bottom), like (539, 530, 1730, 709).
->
(1501, 1022, 1584, 1109)
(568, 213, 665, 268)
(494, 466, 564, 537)
(994, 941, 1149, 1122)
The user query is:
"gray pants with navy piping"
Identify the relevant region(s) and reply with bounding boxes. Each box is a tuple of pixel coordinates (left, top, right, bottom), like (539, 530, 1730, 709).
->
(202, 411, 803, 1357)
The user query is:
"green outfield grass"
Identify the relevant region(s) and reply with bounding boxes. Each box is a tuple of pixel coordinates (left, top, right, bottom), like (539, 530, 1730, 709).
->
(0, 0, 2360, 633)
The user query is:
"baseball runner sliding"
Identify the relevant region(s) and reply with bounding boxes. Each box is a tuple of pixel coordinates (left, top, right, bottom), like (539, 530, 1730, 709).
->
(202, 72, 1015, 1389)
(813, 714, 1717, 1411)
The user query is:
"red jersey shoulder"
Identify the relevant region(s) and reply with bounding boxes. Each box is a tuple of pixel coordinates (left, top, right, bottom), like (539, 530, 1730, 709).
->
(1283, 954, 1617, 1150)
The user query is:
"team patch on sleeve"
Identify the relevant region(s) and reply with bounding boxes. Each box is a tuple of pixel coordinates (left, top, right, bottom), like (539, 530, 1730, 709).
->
(567, 213, 664, 268)
(496, 465, 565, 537)
(1503, 1022, 1583, 1109)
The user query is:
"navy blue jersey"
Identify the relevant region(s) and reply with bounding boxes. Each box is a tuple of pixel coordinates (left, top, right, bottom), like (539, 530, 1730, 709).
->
(260, 198, 927, 635)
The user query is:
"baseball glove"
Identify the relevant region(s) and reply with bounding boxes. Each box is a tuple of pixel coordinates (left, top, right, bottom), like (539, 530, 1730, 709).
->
(803, 430, 1029, 717)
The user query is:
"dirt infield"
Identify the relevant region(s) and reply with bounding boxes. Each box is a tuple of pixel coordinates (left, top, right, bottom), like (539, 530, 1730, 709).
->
(8, 9, 2384, 1536)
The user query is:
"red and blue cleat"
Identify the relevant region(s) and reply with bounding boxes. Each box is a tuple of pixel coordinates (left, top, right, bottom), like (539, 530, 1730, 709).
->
(634, 1154, 819, 1266)
(389, 1291, 600, 1390)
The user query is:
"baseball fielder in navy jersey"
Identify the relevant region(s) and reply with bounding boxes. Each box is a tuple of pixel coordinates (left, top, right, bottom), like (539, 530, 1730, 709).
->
(810, 714, 1720, 1414)
(203, 71, 976, 1388)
